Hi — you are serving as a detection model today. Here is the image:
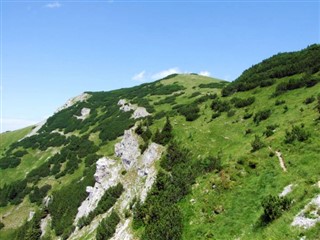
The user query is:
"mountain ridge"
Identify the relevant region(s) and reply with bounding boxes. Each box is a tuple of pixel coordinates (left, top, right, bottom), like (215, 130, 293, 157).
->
(0, 44, 320, 240)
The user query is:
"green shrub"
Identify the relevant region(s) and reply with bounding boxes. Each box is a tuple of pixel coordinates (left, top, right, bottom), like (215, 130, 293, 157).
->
(0, 221, 4, 230)
(212, 112, 221, 119)
(275, 99, 286, 106)
(152, 117, 173, 145)
(231, 97, 255, 108)
(304, 96, 315, 104)
(251, 135, 265, 152)
(243, 112, 253, 119)
(284, 124, 310, 143)
(198, 82, 228, 89)
(261, 195, 291, 224)
(227, 110, 236, 117)
(263, 124, 279, 137)
(211, 99, 231, 113)
(253, 109, 271, 124)
(96, 211, 120, 240)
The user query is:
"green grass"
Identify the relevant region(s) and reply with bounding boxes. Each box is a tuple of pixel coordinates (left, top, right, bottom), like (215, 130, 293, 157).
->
(0, 126, 33, 155)
(0, 73, 319, 239)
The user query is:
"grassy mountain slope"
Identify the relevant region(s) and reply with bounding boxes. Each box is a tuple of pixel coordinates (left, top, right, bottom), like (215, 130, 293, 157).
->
(0, 44, 320, 240)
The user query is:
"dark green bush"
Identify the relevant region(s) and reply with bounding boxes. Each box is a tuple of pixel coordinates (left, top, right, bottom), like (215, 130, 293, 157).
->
(231, 97, 255, 108)
(96, 211, 120, 240)
(284, 124, 310, 143)
(304, 96, 315, 104)
(0, 156, 21, 169)
(152, 117, 173, 145)
(221, 44, 320, 96)
(212, 112, 221, 119)
(198, 82, 228, 89)
(251, 135, 265, 152)
(0, 221, 4, 230)
(261, 195, 291, 224)
(275, 99, 286, 106)
(253, 109, 272, 124)
(263, 124, 279, 137)
(211, 99, 231, 113)
(243, 112, 253, 119)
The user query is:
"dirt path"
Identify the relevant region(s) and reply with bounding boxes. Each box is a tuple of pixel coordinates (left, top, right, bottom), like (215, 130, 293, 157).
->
(275, 150, 287, 172)
(268, 147, 287, 172)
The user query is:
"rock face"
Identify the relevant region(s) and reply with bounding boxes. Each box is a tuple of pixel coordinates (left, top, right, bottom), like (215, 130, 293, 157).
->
(118, 99, 150, 119)
(118, 99, 135, 112)
(110, 219, 132, 240)
(40, 214, 51, 238)
(75, 108, 91, 120)
(75, 157, 121, 221)
(139, 143, 163, 202)
(132, 107, 150, 119)
(72, 115, 164, 240)
(115, 129, 140, 170)
(56, 93, 90, 113)
(292, 194, 320, 229)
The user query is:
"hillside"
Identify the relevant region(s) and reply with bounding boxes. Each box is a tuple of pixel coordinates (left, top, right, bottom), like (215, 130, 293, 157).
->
(0, 45, 320, 240)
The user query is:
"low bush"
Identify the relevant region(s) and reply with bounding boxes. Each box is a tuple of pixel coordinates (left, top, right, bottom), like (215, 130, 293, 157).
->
(251, 135, 265, 152)
(253, 109, 272, 124)
(96, 211, 120, 240)
(284, 124, 310, 143)
(261, 195, 291, 224)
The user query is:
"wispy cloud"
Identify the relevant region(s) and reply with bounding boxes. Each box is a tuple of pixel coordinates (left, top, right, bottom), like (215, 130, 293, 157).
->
(151, 67, 181, 80)
(1, 118, 39, 133)
(45, 2, 61, 9)
(199, 71, 211, 77)
(132, 70, 146, 82)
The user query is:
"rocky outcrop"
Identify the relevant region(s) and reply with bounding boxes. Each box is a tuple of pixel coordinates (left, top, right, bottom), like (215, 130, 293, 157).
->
(118, 99, 150, 119)
(118, 99, 135, 112)
(56, 93, 90, 113)
(110, 219, 132, 240)
(292, 194, 320, 229)
(75, 157, 121, 221)
(115, 129, 140, 170)
(75, 108, 91, 120)
(138, 143, 163, 202)
(40, 214, 52, 238)
(132, 107, 150, 119)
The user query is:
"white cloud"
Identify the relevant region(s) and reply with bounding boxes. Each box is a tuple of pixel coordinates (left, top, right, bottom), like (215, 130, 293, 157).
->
(132, 70, 146, 82)
(199, 71, 211, 77)
(1, 118, 39, 133)
(151, 67, 181, 80)
(45, 2, 61, 8)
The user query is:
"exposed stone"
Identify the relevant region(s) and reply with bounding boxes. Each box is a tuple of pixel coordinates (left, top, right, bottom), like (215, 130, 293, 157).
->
(75, 108, 91, 120)
(110, 219, 133, 240)
(118, 99, 150, 119)
(279, 184, 294, 197)
(292, 194, 320, 229)
(132, 107, 150, 119)
(40, 214, 51, 238)
(115, 129, 140, 170)
(56, 93, 90, 113)
(28, 211, 35, 221)
(75, 157, 121, 221)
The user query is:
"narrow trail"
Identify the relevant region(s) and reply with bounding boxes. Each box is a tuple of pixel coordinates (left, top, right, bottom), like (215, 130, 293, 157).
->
(269, 147, 287, 172)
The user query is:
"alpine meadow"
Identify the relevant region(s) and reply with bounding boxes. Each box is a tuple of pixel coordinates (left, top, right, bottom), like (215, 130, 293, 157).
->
(0, 44, 320, 240)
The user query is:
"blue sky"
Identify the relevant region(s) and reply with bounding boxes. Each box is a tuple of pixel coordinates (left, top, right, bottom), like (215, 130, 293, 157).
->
(1, 0, 319, 132)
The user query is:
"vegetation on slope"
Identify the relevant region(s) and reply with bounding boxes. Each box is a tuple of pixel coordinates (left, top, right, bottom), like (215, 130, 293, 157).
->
(1, 45, 320, 240)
